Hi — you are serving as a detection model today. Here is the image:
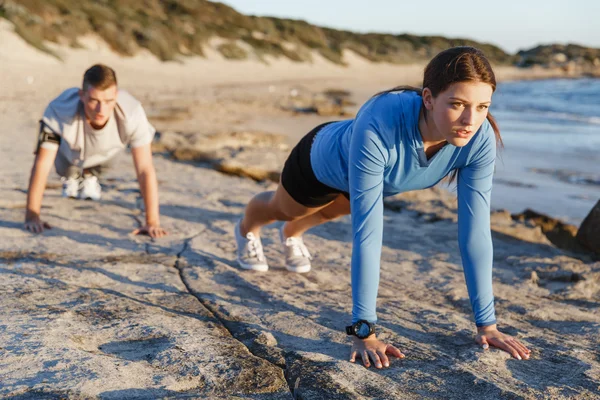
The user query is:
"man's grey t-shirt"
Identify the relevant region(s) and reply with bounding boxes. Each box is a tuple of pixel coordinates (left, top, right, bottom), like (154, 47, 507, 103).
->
(40, 88, 155, 168)
(81, 117, 120, 168)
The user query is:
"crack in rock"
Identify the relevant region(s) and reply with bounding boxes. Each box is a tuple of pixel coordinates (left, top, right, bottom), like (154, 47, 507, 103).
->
(173, 241, 295, 398)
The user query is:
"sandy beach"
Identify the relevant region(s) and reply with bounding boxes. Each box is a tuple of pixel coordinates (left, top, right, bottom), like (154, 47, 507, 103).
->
(1, 20, 599, 399)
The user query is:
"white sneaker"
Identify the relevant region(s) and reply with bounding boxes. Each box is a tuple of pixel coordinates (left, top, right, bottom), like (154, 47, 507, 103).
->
(280, 226, 312, 273)
(234, 220, 269, 272)
(79, 175, 101, 201)
(61, 176, 80, 199)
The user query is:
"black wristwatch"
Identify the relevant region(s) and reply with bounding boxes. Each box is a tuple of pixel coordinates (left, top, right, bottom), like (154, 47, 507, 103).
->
(345, 320, 375, 339)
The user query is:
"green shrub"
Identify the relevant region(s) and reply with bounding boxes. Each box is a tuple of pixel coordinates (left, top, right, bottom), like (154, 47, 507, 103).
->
(217, 41, 247, 60)
(12, 18, 62, 60)
(4, 0, 520, 66)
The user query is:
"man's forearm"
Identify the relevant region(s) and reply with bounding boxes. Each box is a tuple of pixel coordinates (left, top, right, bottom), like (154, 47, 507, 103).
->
(25, 139, 58, 224)
(26, 165, 48, 221)
(138, 166, 160, 225)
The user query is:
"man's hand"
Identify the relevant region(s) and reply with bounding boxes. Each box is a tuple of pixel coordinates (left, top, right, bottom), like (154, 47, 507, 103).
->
(24, 216, 51, 234)
(131, 224, 167, 238)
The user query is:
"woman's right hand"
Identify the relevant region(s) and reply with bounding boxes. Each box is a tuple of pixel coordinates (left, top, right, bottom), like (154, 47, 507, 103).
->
(24, 216, 51, 233)
(350, 335, 405, 368)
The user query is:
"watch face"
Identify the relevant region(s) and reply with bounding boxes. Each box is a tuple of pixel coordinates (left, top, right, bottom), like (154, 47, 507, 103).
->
(356, 321, 371, 338)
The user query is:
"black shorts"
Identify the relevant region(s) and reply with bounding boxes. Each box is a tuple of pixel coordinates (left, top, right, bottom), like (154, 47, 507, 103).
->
(281, 122, 349, 208)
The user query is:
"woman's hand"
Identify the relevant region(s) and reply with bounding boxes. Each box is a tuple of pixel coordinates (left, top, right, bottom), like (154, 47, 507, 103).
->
(476, 324, 531, 360)
(349, 335, 405, 368)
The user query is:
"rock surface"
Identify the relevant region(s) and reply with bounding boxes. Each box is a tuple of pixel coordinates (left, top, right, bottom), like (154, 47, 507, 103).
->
(577, 200, 600, 255)
(0, 58, 598, 399)
(153, 130, 289, 182)
(2, 143, 599, 398)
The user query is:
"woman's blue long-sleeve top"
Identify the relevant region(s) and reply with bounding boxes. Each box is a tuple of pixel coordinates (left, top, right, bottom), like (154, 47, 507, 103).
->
(310, 91, 497, 327)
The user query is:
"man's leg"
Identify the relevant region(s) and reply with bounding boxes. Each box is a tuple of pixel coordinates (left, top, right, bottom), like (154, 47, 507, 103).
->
(80, 154, 118, 200)
(54, 152, 81, 198)
(83, 163, 107, 178)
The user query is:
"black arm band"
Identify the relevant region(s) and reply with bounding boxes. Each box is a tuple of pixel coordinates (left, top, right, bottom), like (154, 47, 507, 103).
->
(36, 120, 61, 153)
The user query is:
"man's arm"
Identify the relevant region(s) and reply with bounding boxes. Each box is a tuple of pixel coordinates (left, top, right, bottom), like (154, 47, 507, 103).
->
(25, 146, 58, 233)
(130, 143, 167, 238)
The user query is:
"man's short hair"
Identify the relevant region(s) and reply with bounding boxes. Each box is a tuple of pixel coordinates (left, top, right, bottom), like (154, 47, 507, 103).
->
(82, 64, 117, 91)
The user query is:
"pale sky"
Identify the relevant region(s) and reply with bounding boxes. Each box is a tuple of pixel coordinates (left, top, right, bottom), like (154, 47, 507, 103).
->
(219, 0, 598, 53)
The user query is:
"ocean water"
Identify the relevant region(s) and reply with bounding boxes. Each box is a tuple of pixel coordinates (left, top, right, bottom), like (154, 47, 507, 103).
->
(490, 78, 600, 224)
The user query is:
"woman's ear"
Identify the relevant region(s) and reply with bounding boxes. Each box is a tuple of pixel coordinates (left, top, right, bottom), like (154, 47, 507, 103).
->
(422, 88, 434, 110)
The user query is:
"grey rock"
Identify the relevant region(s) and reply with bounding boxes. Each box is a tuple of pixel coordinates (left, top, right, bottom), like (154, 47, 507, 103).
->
(577, 200, 600, 255)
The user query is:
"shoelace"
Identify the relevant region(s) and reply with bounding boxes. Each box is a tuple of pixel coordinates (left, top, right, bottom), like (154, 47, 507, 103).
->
(285, 237, 312, 259)
(245, 232, 266, 261)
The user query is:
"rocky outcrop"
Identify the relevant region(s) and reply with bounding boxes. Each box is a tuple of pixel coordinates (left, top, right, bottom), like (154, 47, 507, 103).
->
(517, 44, 600, 76)
(577, 200, 600, 255)
(383, 186, 458, 222)
(153, 130, 290, 182)
(279, 88, 356, 117)
(386, 190, 595, 257)
(510, 209, 589, 254)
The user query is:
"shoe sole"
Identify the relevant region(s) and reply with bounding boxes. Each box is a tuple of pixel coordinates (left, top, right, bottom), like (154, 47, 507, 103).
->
(237, 259, 269, 272)
(286, 264, 311, 273)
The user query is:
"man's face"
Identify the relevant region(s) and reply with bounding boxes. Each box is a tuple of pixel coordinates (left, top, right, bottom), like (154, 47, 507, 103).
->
(79, 85, 118, 129)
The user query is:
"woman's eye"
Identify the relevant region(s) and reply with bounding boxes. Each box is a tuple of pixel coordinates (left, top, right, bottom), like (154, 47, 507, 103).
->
(478, 105, 489, 110)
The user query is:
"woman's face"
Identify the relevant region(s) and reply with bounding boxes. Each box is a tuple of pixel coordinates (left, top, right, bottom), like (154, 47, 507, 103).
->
(423, 81, 493, 147)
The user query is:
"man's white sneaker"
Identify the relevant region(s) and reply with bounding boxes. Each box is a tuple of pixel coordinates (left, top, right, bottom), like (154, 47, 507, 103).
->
(234, 220, 269, 272)
(79, 175, 102, 201)
(280, 226, 312, 273)
(61, 176, 80, 199)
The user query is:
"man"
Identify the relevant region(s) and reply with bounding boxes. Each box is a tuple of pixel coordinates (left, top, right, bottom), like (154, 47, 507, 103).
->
(24, 64, 167, 238)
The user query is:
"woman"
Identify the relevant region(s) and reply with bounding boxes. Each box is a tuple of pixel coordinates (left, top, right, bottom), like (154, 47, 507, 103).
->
(234, 46, 531, 368)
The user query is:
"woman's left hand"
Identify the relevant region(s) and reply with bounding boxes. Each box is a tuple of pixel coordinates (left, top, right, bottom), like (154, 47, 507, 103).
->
(476, 324, 531, 360)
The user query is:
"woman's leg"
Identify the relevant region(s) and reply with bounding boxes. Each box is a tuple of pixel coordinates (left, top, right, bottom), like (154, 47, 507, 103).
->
(235, 181, 333, 271)
(274, 194, 350, 273)
(240, 180, 332, 237)
(237, 121, 337, 271)
(282, 194, 350, 238)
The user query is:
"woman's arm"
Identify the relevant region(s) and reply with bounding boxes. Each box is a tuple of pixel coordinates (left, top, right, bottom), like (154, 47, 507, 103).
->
(457, 130, 530, 360)
(456, 135, 496, 328)
(348, 111, 388, 325)
(347, 111, 405, 368)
